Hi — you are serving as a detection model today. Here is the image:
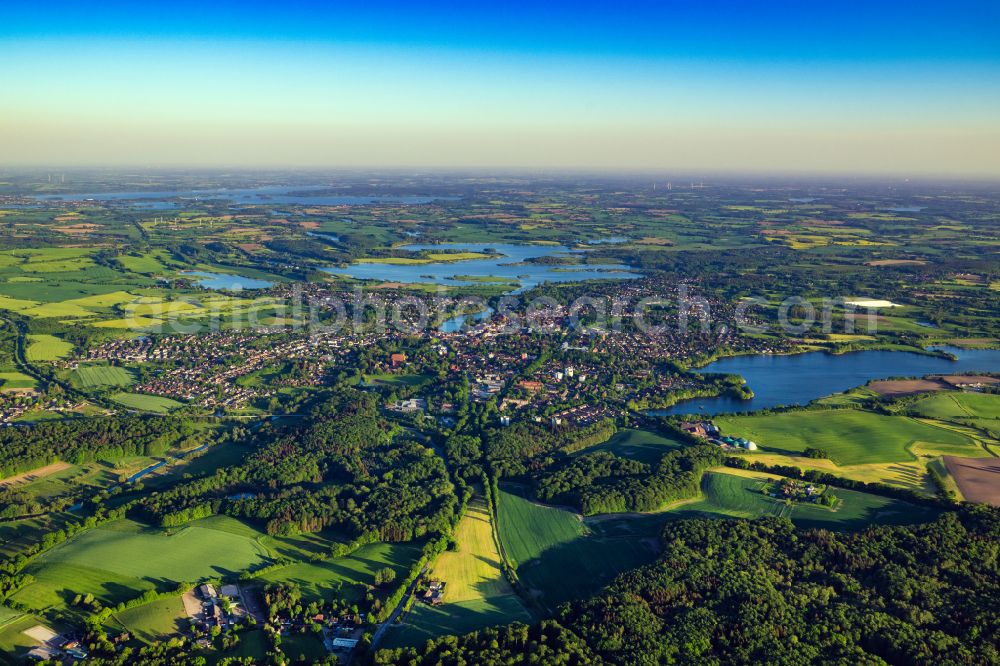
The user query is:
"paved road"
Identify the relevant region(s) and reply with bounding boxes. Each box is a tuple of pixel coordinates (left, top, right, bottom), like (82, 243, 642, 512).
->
(369, 565, 428, 650)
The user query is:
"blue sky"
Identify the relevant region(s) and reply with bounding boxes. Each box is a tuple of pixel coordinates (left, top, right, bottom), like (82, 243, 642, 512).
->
(2, 1, 999, 174)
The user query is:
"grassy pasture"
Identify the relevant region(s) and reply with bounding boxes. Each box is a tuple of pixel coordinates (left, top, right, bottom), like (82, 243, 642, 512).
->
(280, 631, 328, 662)
(110, 392, 182, 413)
(0, 371, 36, 391)
(257, 541, 423, 604)
(388, 499, 530, 647)
(119, 252, 169, 274)
(112, 594, 187, 643)
(911, 392, 1000, 422)
(572, 428, 685, 464)
(715, 409, 976, 465)
(496, 488, 660, 614)
(25, 334, 74, 361)
(70, 364, 134, 388)
(668, 471, 940, 531)
(92, 316, 164, 329)
(385, 596, 531, 649)
(429, 500, 512, 603)
(12, 517, 272, 613)
(360, 373, 432, 388)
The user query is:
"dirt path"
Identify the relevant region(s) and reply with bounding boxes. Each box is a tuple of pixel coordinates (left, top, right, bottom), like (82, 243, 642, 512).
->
(181, 589, 202, 619)
(0, 461, 71, 487)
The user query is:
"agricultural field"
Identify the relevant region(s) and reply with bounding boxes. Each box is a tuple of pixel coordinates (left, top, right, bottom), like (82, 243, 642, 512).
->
(110, 392, 183, 413)
(386, 499, 530, 647)
(911, 391, 1000, 435)
(427, 500, 511, 603)
(667, 471, 940, 531)
(24, 334, 73, 361)
(11, 517, 272, 614)
(69, 364, 134, 388)
(110, 594, 187, 643)
(572, 428, 685, 465)
(117, 251, 171, 275)
(943, 456, 1000, 506)
(0, 371, 36, 391)
(256, 541, 423, 604)
(715, 409, 978, 465)
(496, 488, 662, 614)
(384, 596, 531, 649)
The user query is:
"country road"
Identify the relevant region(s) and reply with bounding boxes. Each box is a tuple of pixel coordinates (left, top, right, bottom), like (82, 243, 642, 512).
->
(368, 565, 428, 651)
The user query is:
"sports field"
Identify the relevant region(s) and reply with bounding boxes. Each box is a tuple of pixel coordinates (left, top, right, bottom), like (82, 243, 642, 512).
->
(668, 471, 940, 531)
(714, 409, 977, 465)
(110, 392, 182, 413)
(572, 428, 685, 464)
(25, 334, 73, 361)
(12, 517, 272, 612)
(496, 488, 661, 613)
(70, 364, 134, 388)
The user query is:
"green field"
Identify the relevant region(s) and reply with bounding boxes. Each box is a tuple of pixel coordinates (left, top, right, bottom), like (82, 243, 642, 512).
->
(429, 500, 513, 602)
(496, 488, 662, 614)
(0, 612, 53, 658)
(715, 409, 977, 464)
(388, 499, 530, 647)
(280, 630, 328, 662)
(257, 541, 423, 604)
(220, 628, 269, 663)
(111, 392, 183, 413)
(119, 252, 169, 274)
(70, 364, 134, 388)
(12, 517, 272, 613)
(0, 371, 36, 391)
(359, 373, 432, 388)
(385, 499, 531, 648)
(911, 392, 1000, 436)
(385, 596, 531, 649)
(572, 428, 686, 464)
(25, 334, 73, 361)
(111, 594, 187, 643)
(668, 471, 940, 531)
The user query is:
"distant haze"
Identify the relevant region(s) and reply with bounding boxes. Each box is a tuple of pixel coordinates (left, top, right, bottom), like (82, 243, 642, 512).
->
(2, 1, 999, 176)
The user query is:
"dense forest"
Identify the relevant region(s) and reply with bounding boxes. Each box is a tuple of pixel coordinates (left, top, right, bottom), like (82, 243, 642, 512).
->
(375, 505, 1000, 665)
(139, 389, 458, 542)
(0, 416, 207, 478)
(536, 445, 725, 514)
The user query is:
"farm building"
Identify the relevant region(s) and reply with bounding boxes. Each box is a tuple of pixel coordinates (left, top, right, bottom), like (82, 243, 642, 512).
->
(220, 584, 240, 598)
(422, 580, 445, 605)
(719, 436, 757, 451)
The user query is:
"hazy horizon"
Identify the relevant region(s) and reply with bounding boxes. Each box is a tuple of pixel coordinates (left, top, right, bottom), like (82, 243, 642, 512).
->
(3, 1, 999, 175)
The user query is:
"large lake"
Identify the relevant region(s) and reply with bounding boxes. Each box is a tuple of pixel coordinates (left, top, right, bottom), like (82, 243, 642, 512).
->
(326, 243, 640, 292)
(652, 346, 1000, 416)
(33, 186, 444, 207)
